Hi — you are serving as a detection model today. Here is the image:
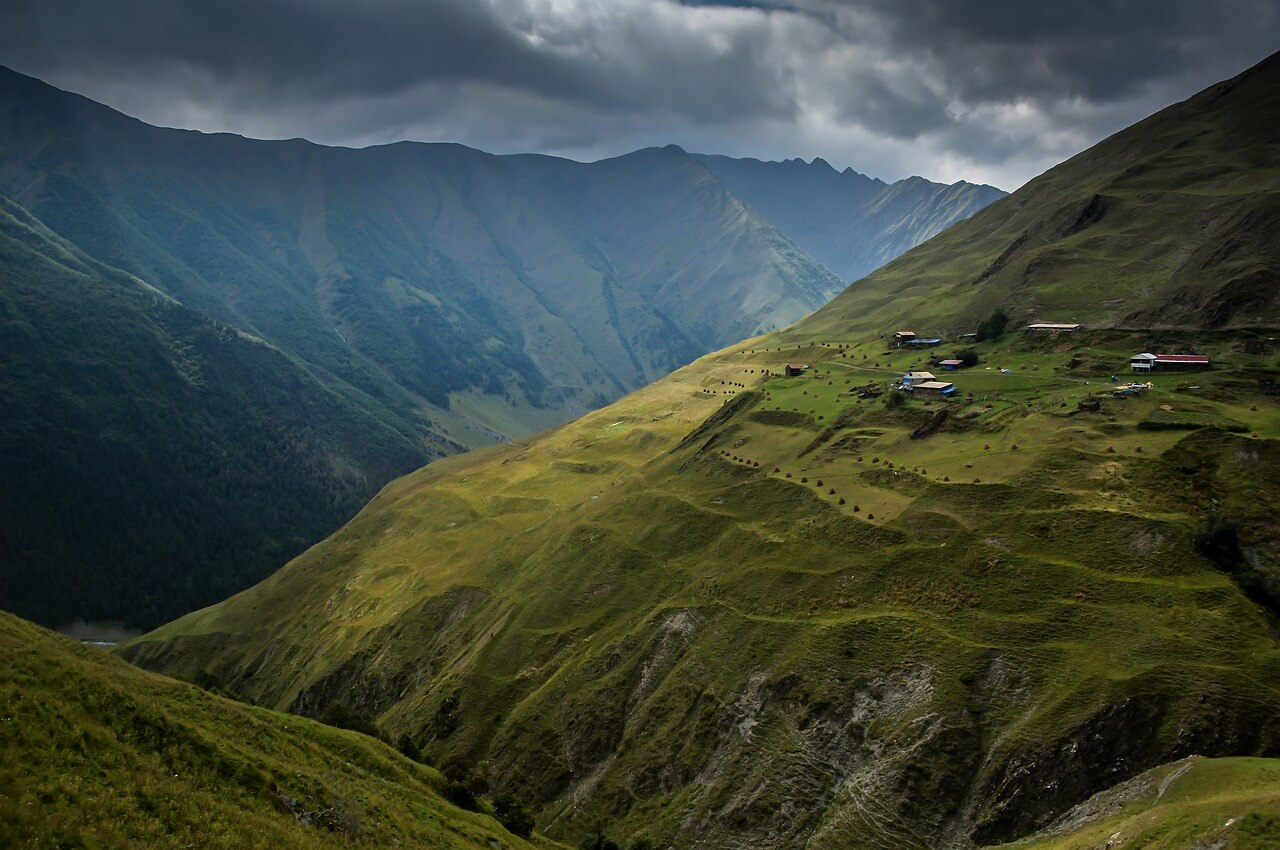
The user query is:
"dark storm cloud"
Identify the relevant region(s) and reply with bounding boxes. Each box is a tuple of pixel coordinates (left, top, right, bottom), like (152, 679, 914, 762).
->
(0, 0, 795, 120)
(847, 0, 1272, 102)
(1, 0, 1276, 187)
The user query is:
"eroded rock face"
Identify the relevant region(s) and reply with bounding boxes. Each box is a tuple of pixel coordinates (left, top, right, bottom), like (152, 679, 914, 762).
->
(677, 665, 956, 849)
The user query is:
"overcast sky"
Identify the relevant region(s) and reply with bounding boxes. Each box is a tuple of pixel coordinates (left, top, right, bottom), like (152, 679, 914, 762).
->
(2, 0, 1277, 189)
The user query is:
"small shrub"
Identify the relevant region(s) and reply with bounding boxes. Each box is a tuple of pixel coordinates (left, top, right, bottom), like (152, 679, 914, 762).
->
(191, 670, 220, 691)
(494, 795, 536, 837)
(396, 733, 421, 762)
(318, 702, 381, 740)
(443, 780, 480, 812)
(581, 831, 621, 850)
(1194, 517, 1243, 569)
(442, 761, 489, 797)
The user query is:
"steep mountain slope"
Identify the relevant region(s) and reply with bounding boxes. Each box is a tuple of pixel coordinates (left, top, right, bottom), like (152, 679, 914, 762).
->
(0, 611, 564, 849)
(796, 52, 1280, 338)
(0, 65, 847, 443)
(0, 195, 432, 628)
(695, 153, 1007, 282)
(123, 54, 1280, 850)
(0, 65, 1005, 441)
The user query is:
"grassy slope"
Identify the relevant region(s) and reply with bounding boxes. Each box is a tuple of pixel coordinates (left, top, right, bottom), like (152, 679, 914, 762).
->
(124, 327, 1280, 849)
(124, 56, 1280, 849)
(0, 611, 565, 849)
(796, 52, 1280, 337)
(1000, 756, 1280, 850)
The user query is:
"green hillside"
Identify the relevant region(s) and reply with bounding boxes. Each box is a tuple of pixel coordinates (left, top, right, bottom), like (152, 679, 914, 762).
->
(11, 616, 1277, 850)
(0, 66, 999, 630)
(0, 610, 565, 848)
(695, 153, 1006, 282)
(122, 53, 1280, 849)
(0, 195, 433, 628)
(797, 51, 1280, 337)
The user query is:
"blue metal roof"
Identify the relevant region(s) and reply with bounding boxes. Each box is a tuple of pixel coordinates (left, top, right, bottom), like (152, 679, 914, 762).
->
(905, 338, 942, 345)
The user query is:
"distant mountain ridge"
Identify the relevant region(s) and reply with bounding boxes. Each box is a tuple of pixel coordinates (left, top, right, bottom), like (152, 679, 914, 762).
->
(0, 64, 1002, 629)
(0, 65, 1002, 444)
(694, 152, 1006, 282)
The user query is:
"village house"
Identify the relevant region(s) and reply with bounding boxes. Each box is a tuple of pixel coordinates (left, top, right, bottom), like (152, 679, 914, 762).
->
(1026, 322, 1081, 333)
(784, 363, 808, 377)
(910, 380, 957, 399)
(1130, 353, 1210, 372)
(902, 371, 936, 386)
(939, 358, 965, 370)
(891, 331, 917, 347)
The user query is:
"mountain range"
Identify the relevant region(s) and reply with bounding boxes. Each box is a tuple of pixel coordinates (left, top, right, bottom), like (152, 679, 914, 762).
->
(0, 65, 1002, 629)
(121, 52, 1280, 850)
(695, 153, 1005, 283)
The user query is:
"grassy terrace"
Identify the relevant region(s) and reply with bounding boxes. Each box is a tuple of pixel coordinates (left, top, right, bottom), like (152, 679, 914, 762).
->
(701, 329, 1278, 525)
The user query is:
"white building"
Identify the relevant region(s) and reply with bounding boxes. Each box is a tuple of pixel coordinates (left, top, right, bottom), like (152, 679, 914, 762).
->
(1130, 353, 1157, 372)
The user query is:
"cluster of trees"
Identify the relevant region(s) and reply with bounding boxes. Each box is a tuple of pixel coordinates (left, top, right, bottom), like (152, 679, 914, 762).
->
(435, 759, 537, 838)
(975, 307, 1009, 341)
